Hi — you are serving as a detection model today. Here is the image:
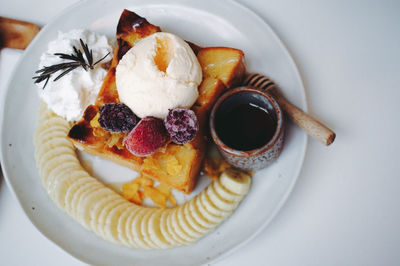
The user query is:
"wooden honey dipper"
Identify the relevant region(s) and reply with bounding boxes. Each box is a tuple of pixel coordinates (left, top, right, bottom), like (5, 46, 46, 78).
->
(243, 73, 336, 145)
(0, 17, 40, 50)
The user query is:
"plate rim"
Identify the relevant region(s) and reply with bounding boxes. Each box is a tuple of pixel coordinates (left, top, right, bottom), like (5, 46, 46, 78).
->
(0, 0, 308, 265)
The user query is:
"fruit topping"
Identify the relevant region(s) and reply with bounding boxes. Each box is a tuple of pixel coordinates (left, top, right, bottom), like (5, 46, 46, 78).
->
(99, 103, 139, 133)
(164, 108, 198, 144)
(202, 157, 231, 181)
(124, 117, 168, 156)
(122, 175, 177, 208)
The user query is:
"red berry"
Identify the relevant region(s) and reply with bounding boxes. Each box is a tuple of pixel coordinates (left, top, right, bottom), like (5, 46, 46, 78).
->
(124, 117, 168, 157)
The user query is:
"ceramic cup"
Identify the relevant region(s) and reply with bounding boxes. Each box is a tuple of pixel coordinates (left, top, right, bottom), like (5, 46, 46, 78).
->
(209, 86, 285, 171)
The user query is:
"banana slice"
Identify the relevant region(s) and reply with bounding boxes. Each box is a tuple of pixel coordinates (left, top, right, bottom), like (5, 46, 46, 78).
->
(34, 124, 69, 142)
(160, 209, 182, 246)
(74, 183, 106, 222)
(78, 187, 115, 229)
(166, 209, 190, 245)
(34, 130, 70, 147)
(176, 203, 204, 239)
(64, 177, 95, 215)
(36, 146, 75, 171)
(213, 179, 243, 202)
(37, 102, 53, 118)
(128, 208, 153, 249)
(187, 197, 216, 229)
(53, 170, 88, 202)
(39, 154, 79, 187)
(45, 161, 82, 192)
(219, 168, 252, 195)
(117, 204, 139, 247)
(40, 157, 79, 188)
(124, 208, 150, 249)
(197, 194, 227, 224)
(104, 201, 132, 244)
(48, 171, 85, 209)
(36, 115, 69, 129)
(147, 209, 173, 248)
(38, 108, 68, 124)
(97, 198, 126, 239)
(37, 109, 55, 119)
(34, 122, 69, 141)
(37, 113, 68, 124)
(90, 194, 121, 235)
(35, 131, 72, 151)
(183, 201, 212, 233)
(201, 190, 230, 218)
(35, 143, 75, 175)
(71, 180, 103, 219)
(139, 209, 158, 248)
(170, 207, 197, 243)
(140, 209, 164, 248)
(206, 184, 238, 212)
(45, 161, 81, 190)
(37, 109, 56, 123)
(193, 196, 220, 226)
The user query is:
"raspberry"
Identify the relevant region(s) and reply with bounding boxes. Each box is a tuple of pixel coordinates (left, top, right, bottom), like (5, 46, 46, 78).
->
(99, 103, 139, 133)
(164, 108, 198, 144)
(124, 117, 168, 157)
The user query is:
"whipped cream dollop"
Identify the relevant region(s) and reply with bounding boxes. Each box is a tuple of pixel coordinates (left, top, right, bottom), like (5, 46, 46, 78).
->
(36, 29, 113, 121)
(116, 32, 202, 119)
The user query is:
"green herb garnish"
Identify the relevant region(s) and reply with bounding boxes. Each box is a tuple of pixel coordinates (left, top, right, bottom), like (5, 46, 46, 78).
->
(33, 39, 110, 89)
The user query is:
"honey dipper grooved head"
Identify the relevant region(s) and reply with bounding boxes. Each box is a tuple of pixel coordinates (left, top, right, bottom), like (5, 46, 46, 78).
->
(243, 73, 277, 91)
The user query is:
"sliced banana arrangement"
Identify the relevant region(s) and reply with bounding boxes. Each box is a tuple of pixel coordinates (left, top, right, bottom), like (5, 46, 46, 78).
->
(33, 104, 252, 249)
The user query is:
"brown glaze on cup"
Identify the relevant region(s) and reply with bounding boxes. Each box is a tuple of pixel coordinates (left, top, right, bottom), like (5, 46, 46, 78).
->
(209, 87, 284, 171)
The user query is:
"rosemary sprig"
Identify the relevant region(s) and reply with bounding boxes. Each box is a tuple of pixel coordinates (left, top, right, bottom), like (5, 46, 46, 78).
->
(33, 39, 110, 89)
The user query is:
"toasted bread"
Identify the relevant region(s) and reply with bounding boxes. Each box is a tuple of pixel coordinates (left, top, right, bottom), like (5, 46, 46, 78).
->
(68, 10, 245, 193)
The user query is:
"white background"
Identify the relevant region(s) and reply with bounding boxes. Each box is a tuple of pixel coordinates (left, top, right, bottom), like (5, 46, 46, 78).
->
(1, 0, 399, 265)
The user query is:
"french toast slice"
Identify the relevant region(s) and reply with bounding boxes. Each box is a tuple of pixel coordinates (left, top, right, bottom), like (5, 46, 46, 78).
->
(68, 10, 246, 193)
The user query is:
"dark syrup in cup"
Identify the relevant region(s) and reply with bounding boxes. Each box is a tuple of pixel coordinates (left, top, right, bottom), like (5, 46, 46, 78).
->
(210, 87, 284, 171)
(214, 91, 277, 151)
(215, 102, 277, 151)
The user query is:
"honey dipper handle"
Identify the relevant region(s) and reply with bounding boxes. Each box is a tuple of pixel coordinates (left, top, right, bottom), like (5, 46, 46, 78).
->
(269, 89, 336, 145)
(243, 73, 336, 146)
(0, 17, 40, 49)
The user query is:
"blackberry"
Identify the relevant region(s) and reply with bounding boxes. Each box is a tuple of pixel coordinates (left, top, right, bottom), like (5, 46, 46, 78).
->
(99, 103, 139, 133)
(164, 108, 198, 144)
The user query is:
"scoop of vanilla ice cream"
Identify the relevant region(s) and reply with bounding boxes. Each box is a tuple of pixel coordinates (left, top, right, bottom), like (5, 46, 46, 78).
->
(36, 29, 113, 121)
(116, 32, 202, 119)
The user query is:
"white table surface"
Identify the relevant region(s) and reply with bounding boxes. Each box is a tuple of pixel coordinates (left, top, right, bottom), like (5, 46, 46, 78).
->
(1, 0, 400, 265)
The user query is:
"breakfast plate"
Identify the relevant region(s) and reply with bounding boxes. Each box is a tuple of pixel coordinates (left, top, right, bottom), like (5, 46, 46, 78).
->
(0, 0, 307, 265)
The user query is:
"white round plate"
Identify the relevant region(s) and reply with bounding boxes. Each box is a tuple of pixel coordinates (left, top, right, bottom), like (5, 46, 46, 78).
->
(0, 0, 307, 265)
